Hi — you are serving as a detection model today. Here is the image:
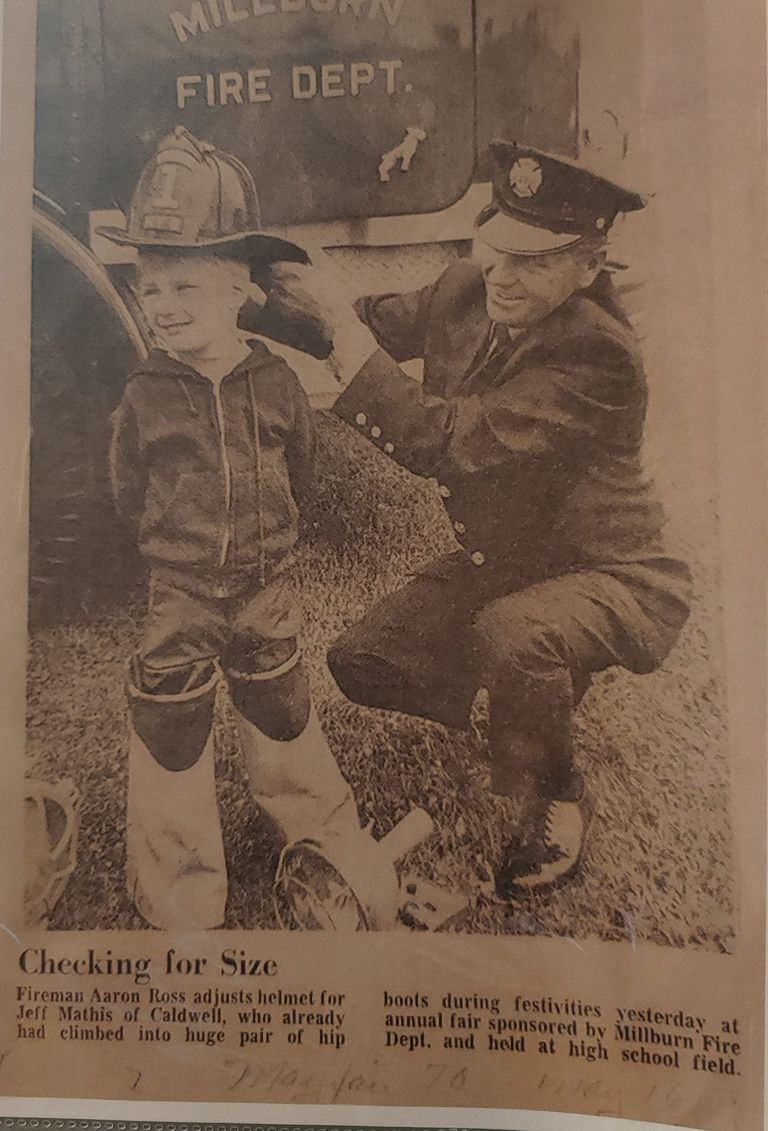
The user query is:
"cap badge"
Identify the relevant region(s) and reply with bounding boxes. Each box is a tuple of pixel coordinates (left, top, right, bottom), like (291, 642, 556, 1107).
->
(509, 157, 543, 198)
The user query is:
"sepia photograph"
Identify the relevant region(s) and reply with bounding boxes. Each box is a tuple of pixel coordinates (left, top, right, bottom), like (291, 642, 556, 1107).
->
(26, 0, 734, 948)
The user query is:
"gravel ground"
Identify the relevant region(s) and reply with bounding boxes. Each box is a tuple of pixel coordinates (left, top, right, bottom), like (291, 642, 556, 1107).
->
(26, 409, 735, 948)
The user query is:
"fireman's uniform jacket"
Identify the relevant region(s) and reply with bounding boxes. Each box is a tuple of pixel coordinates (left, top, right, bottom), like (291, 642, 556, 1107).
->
(339, 261, 667, 579)
(329, 260, 692, 800)
(110, 339, 314, 583)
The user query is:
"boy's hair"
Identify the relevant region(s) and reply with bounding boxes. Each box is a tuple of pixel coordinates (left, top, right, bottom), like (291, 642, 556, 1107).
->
(131, 245, 254, 294)
(135, 243, 251, 270)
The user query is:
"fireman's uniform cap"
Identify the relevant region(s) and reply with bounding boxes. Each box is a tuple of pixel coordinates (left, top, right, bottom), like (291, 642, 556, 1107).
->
(97, 126, 308, 266)
(477, 140, 647, 256)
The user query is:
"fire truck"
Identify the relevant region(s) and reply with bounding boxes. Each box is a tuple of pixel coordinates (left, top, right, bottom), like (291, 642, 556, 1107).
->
(30, 0, 635, 614)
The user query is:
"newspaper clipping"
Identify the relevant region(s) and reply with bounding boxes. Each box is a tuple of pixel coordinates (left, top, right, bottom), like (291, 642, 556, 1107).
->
(0, 0, 765, 1129)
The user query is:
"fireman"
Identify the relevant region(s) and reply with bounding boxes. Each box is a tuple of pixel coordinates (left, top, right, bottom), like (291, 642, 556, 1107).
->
(262, 142, 692, 899)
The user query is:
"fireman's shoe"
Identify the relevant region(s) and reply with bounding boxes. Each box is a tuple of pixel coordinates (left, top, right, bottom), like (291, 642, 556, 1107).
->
(496, 784, 591, 900)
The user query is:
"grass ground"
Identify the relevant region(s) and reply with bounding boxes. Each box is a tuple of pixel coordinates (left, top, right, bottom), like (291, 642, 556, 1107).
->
(26, 410, 734, 948)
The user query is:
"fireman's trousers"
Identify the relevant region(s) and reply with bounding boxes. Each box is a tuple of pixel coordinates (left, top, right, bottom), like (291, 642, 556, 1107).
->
(328, 552, 692, 802)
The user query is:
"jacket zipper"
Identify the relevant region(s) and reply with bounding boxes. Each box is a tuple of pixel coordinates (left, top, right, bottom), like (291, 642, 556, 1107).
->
(246, 373, 267, 588)
(211, 382, 233, 570)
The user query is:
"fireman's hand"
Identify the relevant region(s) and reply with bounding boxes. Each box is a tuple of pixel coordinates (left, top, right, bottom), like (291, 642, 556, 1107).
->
(248, 260, 337, 360)
(264, 259, 377, 382)
(267, 258, 353, 336)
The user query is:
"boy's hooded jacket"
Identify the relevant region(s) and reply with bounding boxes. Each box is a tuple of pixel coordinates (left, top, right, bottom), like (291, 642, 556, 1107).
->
(110, 339, 315, 581)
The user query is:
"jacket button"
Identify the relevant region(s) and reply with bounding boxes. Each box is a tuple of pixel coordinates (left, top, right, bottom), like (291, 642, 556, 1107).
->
(438, 484, 451, 499)
(355, 412, 367, 426)
(371, 425, 382, 439)
(384, 442, 395, 455)
(470, 550, 486, 567)
(454, 521, 466, 535)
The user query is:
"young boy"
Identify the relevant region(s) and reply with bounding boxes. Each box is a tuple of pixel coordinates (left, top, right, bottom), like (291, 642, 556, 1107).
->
(101, 127, 381, 930)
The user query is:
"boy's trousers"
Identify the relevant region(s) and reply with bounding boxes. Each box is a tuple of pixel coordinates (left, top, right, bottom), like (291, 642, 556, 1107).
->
(138, 566, 304, 708)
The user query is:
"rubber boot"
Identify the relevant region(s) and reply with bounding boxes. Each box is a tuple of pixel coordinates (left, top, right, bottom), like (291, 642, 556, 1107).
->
(126, 673, 227, 930)
(234, 703, 358, 844)
(234, 704, 401, 928)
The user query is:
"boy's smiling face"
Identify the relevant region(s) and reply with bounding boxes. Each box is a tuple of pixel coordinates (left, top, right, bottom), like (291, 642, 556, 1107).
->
(135, 251, 251, 360)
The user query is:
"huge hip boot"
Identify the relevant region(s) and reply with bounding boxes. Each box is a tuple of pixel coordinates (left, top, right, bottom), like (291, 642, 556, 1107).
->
(234, 704, 402, 928)
(234, 702, 359, 844)
(126, 670, 227, 930)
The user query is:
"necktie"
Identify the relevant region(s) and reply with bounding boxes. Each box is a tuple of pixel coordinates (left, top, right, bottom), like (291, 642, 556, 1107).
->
(462, 322, 513, 392)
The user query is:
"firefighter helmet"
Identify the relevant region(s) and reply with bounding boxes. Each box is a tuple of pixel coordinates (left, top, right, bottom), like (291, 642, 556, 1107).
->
(24, 777, 80, 927)
(97, 126, 308, 265)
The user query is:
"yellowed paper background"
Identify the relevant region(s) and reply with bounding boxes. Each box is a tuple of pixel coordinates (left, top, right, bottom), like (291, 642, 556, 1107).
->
(0, 1, 765, 1129)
